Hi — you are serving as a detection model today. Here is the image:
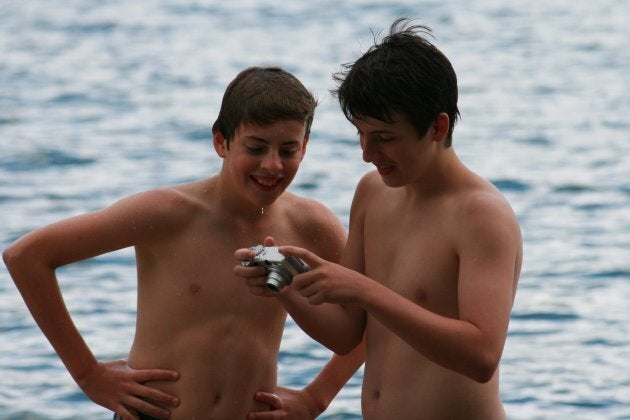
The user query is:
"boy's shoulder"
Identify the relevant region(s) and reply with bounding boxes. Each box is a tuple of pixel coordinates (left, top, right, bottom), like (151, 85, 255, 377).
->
(360, 170, 384, 189)
(449, 179, 520, 242)
(280, 191, 340, 225)
(130, 184, 199, 211)
(352, 170, 386, 204)
(279, 191, 347, 256)
(456, 178, 514, 218)
(116, 181, 208, 225)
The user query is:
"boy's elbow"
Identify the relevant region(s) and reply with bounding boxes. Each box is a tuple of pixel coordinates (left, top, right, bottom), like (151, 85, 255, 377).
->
(3, 243, 21, 271)
(470, 364, 497, 384)
(468, 350, 501, 383)
(328, 333, 363, 356)
(3, 241, 43, 278)
(332, 342, 355, 356)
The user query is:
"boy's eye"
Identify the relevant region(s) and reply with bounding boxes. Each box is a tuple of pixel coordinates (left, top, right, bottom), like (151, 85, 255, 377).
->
(245, 145, 298, 158)
(280, 148, 299, 158)
(246, 146, 265, 155)
(365, 134, 394, 143)
(356, 128, 393, 143)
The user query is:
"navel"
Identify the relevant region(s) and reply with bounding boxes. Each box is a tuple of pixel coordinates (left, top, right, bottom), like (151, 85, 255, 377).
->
(189, 283, 201, 295)
(416, 288, 428, 304)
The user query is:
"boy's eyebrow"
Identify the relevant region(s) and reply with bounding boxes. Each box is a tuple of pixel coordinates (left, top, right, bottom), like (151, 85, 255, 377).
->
(244, 135, 301, 145)
(244, 135, 268, 143)
(351, 120, 396, 135)
(354, 126, 396, 135)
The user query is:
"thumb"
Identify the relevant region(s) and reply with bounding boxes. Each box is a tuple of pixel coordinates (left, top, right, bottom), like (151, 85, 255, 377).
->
(263, 236, 276, 247)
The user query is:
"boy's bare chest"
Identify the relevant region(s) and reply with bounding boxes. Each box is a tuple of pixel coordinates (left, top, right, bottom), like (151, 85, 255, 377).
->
(363, 203, 459, 313)
(139, 214, 314, 293)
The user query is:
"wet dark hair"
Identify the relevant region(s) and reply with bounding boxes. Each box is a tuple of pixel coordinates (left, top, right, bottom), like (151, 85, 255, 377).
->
(212, 67, 317, 147)
(332, 18, 460, 146)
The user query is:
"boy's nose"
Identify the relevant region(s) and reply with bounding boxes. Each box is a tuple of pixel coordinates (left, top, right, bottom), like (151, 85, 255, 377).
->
(361, 140, 377, 163)
(261, 152, 283, 171)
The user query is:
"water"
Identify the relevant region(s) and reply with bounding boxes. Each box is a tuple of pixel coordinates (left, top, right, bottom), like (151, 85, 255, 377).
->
(1, 1, 629, 418)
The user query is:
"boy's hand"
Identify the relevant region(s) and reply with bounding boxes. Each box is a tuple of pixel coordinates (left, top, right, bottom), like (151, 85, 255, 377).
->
(278, 246, 366, 306)
(77, 359, 179, 419)
(248, 386, 321, 420)
(234, 236, 279, 297)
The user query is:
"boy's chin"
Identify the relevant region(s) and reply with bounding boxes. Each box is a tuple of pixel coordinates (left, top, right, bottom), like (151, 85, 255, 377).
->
(249, 192, 285, 209)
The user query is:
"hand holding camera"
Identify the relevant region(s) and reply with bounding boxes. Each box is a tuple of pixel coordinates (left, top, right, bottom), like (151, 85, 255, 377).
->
(241, 245, 310, 292)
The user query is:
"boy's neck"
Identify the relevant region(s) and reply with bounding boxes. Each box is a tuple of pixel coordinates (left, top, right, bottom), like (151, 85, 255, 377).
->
(210, 175, 280, 221)
(404, 147, 469, 199)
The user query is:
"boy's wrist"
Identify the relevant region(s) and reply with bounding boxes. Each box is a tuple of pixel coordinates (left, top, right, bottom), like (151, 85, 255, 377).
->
(70, 355, 100, 388)
(301, 384, 330, 416)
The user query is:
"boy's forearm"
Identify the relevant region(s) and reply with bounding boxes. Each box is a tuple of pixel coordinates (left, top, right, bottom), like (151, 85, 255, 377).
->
(279, 293, 363, 354)
(5, 255, 98, 382)
(360, 280, 504, 383)
(302, 339, 365, 413)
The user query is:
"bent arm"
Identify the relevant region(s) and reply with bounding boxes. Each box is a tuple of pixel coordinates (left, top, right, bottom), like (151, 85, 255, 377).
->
(357, 198, 522, 383)
(3, 209, 135, 382)
(302, 338, 365, 413)
(3, 190, 182, 416)
(277, 178, 371, 354)
(250, 339, 365, 419)
(277, 292, 365, 355)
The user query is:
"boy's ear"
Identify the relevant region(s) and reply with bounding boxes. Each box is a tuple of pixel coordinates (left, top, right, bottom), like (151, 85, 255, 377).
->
(431, 113, 450, 143)
(300, 133, 310, 160)
(213, 129, 228, 158)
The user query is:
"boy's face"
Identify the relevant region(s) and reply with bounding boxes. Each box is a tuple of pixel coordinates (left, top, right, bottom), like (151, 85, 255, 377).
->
(353, 113, 441, 188)
(215, 120, 308, 207)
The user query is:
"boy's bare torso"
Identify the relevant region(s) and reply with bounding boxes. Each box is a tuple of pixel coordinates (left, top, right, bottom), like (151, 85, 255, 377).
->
(357, 171, 515, 420)
(124, 178, 339, 419)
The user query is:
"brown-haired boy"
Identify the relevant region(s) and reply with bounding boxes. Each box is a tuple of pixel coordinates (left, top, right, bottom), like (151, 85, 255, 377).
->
(4, 66, 363, 419)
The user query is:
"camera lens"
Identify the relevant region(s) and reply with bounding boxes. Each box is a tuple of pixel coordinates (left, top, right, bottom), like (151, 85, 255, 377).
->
(266, 267, 291, 292)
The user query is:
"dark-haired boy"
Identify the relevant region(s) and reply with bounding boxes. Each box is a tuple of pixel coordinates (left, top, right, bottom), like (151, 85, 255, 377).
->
(237, 20, 522, 419)
(4, 66, 363, 419)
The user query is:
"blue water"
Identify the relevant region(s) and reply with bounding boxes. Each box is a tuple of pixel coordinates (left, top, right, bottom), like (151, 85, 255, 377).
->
(1, 1, 629, 419)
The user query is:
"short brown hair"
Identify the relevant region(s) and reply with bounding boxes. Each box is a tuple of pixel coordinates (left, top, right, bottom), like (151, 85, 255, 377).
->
(212, 67, 317, 147)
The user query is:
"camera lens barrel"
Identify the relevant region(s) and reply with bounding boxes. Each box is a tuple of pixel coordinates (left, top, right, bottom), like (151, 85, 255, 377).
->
(266, 267, 291, 292)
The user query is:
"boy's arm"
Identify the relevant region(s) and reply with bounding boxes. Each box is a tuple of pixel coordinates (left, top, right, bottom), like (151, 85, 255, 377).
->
(249, 339, 365, 419)
(2, 192, 180, 418)
(284, 192, 521, 383)
(300, 338, 365, 413)
(235, 232, 366, 355)
(275, 183, 370, 354)
(277, 289, 365, 355)
(357, 195, 521, 383)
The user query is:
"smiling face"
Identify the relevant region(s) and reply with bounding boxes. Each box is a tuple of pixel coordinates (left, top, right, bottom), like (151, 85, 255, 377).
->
(214, 120, 308, 208)
(353, 113, 448, 188)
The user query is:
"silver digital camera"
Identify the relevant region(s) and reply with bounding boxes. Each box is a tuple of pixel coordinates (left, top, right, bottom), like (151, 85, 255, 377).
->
(241, 245, 310, 292)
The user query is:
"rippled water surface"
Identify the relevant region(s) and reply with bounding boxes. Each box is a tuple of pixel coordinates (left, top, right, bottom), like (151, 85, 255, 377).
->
(1, 1, 629, 419)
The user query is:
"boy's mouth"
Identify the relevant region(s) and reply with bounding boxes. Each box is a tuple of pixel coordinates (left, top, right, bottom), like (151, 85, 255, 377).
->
(375, 163, 395, 176)
(251, 175, 283, 191)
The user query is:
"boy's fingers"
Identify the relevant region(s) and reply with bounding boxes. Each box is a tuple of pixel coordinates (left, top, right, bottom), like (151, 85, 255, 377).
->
(134, 368, 179, 383)
(234, 248, 256, 261)
(234, 264, 267, 277)
(278, 245, 317, 266)
(126, 395, 171, 419)
(253, 391, 282, 408)
(140, 386, 179, 407)
(263, 236, 276, 247)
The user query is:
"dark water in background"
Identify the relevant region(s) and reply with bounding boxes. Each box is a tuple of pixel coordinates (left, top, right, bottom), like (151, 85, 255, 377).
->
(1, 1, 629, 419)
